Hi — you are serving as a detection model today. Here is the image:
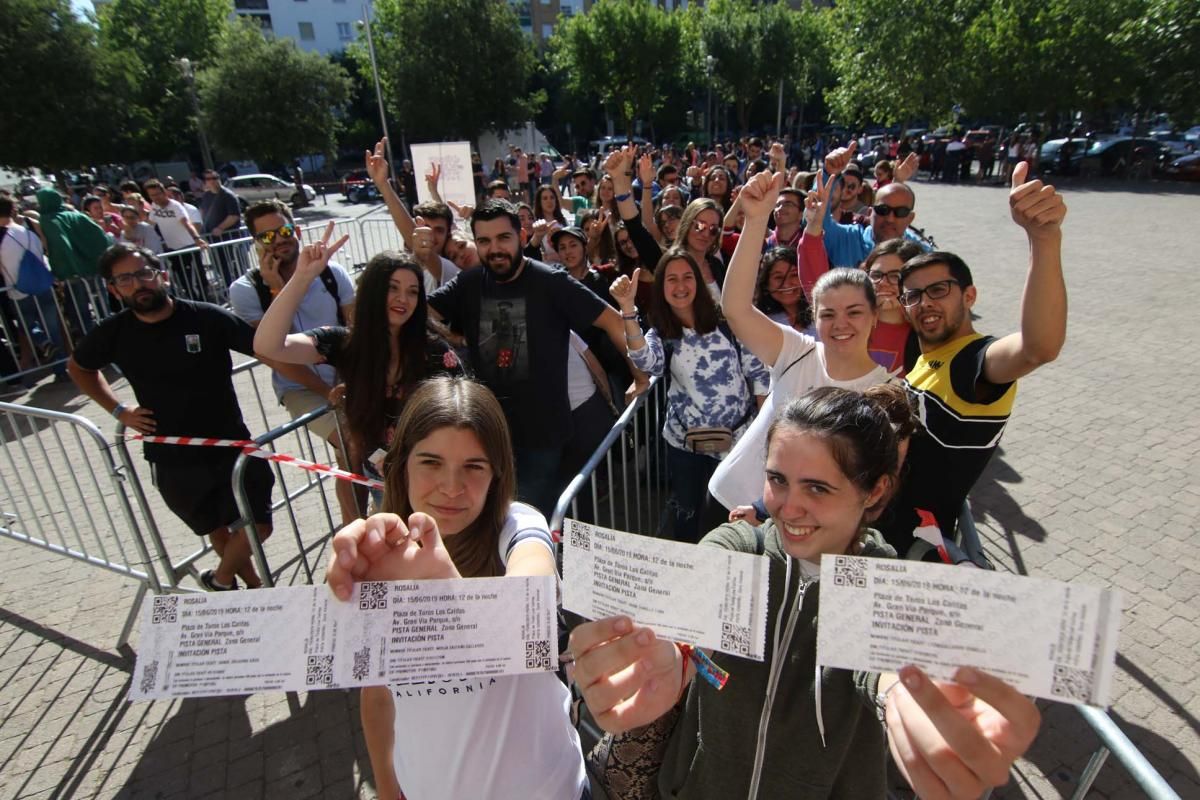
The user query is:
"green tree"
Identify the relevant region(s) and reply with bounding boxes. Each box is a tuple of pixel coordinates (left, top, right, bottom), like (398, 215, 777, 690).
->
(550, 0, 686, 137)
(196, 20, 351, 165)
(357, 0, 541, 145)
(0, 0, 129, 168)
(1113, 0, 1199, 123)
(97, 0, 232, 160)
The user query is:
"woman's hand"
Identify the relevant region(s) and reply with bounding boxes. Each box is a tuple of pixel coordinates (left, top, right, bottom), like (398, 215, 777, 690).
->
(885, 665, 1041, 800)
(737, 172, 784, 222)
(327, 511, 462, 601)
(637, 152, 655, 187)
(570, 616, 685, 734)
(803, 171, 836, 236)
(296, 221, 349, 283)
(608, 268, 640, 314)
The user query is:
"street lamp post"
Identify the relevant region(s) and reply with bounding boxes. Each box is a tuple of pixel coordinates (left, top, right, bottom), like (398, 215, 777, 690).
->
(177, 58, 214, 171)
(360, 2, 396, 181)
(705, 55, 715, 148)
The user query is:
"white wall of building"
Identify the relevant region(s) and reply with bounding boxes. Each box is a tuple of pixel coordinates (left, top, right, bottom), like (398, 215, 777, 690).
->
(235, 0, 363, 56)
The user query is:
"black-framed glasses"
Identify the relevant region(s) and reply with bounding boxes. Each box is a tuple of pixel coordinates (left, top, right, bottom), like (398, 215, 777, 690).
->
(109, 268, 162, 288)
(253, 223, 296, 245)
(873, 203, 913, 218)
(900, 279, 960, 307)
(867, 269, 902, 285)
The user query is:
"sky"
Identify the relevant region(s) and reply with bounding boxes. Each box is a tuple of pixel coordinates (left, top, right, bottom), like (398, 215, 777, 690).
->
(70, 0, 94, 18)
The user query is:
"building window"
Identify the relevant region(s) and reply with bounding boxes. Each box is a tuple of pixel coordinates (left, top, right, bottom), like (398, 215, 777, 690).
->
(541, 22, 553, 40)
(561, 2, 575, 16)
(234, 0, 269, 9)
(298, 22, 315, 41)
(337, 22, 352, 40)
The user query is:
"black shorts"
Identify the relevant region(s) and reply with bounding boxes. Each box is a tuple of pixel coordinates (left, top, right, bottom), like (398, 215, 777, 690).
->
(152, 454, 274, 536)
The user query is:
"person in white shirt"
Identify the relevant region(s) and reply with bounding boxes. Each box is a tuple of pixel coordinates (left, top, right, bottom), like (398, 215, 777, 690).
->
(143, 179, 206, 252)
(167, 185, 202, 227)
(326, 377, 587, 800)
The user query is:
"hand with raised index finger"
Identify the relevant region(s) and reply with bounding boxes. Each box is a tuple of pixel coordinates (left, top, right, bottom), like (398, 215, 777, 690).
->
(1008, 162, 1066, 238)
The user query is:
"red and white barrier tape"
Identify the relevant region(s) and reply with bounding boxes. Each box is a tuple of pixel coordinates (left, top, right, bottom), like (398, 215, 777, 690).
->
(127, 434, 384, 490)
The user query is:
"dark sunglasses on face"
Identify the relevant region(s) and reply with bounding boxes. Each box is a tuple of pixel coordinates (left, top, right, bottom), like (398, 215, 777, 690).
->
(873, 203, 913, 218)
(900, 278, 960, 307)
(254, 223, 296, 245)
(867, 269, 902, 285)
(693, 220, 719, 235)
(110, 268, 162, 288)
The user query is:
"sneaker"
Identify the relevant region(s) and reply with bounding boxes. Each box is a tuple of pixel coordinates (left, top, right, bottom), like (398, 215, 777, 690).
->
(199, 569, 239, 591)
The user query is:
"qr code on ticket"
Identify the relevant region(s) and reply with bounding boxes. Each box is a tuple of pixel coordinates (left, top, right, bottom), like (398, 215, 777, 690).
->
(525, 639, 552, 670)
(567, 522, 592, 552)
(1051, 664, 1095, 703)
(721, 622, 751, 656)
(151, 596, 177, 624)
(351, 646, 371, 681)
(306, 654, 335, 686)
(358, 581, 389, 610)
(833, 556, 867, 589)
(139, 660, 158, 695)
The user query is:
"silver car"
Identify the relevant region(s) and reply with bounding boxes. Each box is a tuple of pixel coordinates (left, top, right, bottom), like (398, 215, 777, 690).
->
(228, 173, 316, 206)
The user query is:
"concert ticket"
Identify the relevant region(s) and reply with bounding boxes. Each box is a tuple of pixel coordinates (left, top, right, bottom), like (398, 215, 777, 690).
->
(130, 576, 557, 700)
(816, 556, 1122, 707)
(561, 519, 770, 660)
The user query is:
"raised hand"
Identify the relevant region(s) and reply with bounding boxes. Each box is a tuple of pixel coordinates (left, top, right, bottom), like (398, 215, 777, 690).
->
(738, 171, 785, 220)
(803, 171, 837, 235)
(885, 665, 1040, 799)
(530, 218, 550, 243)
(824, 140, 858, 175)
(411, 215, 436, 262)
(894, 152, 920, 183)
(1009, 162, 1066, 239)
(365, 138, 390, 185)
(603, 147, 635, 190)
(586, 208, 610, 241)
(425, 161, 442, 193)
(608, 268, 640, 313)
(327, 511, 461, 601)
(296, 221, 349, 281)
(447, 200, 474, 220)
(638, 152, 655, 187)
(769, 141, 787, 170)
(570, 616, 685, 734)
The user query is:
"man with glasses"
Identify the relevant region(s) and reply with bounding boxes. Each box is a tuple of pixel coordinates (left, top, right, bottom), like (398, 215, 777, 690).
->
(198, 170, 243, 241)
(833, 163, 868, 223)
(878, 163, 1068, 558)
(231, 201, 358, 524)
(765, 187, 805, 249)
(67, 243, 275, 591)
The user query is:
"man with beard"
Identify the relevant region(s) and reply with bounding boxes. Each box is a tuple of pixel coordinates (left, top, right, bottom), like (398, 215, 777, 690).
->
(231, 201, 358, 523)
(879, 163, 1067, 558)
(68, 244, 275, 591)
(428, 200, 647, 516)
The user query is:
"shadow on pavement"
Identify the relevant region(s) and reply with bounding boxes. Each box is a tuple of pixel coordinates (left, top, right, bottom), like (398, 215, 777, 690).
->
(969, 448, 1047, 576)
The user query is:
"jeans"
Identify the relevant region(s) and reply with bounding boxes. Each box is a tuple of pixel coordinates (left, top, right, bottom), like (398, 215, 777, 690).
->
(514, 445, 566, 519)
(16, 292, 67, 375)
(661, 444, 719, 543)
(64, 279, 98, 335)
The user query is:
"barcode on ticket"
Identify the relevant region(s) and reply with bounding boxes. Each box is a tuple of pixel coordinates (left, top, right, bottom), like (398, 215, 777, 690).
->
(566, 522, 592, 552)
(151, 596, 178, 624)
(306, 654, 334, 686)
(525, 639, 552, 670)
(358, 581, 389, 610)
(139, 660, 159, 695)
(721, 622, 751, 656)
(351, 646, 371, 681)
(833, 555, 867, 589)
(1051, 664, 1095, 703)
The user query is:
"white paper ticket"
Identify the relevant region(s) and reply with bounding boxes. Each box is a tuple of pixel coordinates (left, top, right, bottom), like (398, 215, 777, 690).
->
(817, 556, 1122, 707)
(562, 519, 769, 660)
(130, 576, 557, 700)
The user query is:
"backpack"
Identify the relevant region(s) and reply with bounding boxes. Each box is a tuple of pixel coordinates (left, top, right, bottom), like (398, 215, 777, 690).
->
(248, 266, 345, 326)
(1, 227, 55, 295)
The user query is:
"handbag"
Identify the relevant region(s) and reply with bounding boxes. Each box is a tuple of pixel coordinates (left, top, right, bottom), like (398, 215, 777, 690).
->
(6, 228, 55, 295)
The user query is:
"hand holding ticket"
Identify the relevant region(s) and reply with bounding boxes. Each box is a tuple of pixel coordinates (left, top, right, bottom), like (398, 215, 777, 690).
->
(817, 556, 1121, 707)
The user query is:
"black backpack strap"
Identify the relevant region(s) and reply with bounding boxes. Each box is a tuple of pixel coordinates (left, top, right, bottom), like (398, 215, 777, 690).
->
(318, 267, 346, 326)
(248, 269, 274, 313)
(250, 266, 345, 327)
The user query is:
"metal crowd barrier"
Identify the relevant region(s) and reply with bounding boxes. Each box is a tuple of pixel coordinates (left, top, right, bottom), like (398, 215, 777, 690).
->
(0, 401, 162, 647)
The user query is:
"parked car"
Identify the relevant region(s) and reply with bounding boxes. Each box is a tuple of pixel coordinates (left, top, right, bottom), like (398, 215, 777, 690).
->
(1184, 126, 1200, 143)
(855, 134, 889, 168)
(1079, 138, 1170, 177)
(228, 173, 315, 206)
(1038, 138, 1088, 175)
(341, 169, 379, 202)
(1161, 153, 1200, 181)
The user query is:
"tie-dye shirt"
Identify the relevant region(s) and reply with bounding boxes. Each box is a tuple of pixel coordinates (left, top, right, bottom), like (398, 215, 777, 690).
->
(629, 325, 770, 458)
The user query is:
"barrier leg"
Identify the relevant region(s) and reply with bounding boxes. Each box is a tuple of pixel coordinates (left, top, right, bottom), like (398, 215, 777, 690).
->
(118, 582, 149, 649)
(1071, 745, 1111, 800)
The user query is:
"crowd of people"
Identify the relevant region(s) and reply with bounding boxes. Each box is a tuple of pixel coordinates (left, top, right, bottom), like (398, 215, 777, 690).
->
(5, 127, 1071, 798)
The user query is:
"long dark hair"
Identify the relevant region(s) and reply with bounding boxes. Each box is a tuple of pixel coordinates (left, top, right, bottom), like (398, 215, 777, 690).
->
(381, 377, 514, 579)
(702, 166, 734, 212)
(534, 185, 566, 225)
(755, 246, 812, 329)
(650, 248, 719, 339)
(339, 252, 430, 454)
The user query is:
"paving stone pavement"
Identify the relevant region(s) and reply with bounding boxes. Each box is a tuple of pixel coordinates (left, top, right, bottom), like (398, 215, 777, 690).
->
(0, 176, 1197, 799)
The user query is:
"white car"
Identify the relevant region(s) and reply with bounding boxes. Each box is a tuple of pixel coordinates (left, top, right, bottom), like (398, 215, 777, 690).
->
(228, 173, 316, 206)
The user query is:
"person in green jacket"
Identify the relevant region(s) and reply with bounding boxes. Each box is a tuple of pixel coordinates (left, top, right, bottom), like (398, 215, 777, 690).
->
(36, 187, 112, 333)
(570, 385, 1041, 800)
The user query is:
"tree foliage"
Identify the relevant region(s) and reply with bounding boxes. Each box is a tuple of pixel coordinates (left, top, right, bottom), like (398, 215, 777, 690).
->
(1113, 0, 1200, 123)
(358, 0, 541, 144)
(197, 20, 351, 164)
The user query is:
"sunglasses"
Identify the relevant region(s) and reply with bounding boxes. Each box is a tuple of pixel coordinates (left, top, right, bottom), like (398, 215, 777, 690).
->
(109, 268, 162, 288)
(253, 223, 296, 245)
(900, 278, 961, 307)
(692, 220, 720, 236)
(873, 203, 913, 218)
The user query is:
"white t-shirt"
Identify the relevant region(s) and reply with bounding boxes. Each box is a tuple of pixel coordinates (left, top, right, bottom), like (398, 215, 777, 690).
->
(708, 326, 890, 511)
(421, 255, 461, 297)
(389, 503, 585, 800)
(566, 331, 595, 411)
(149, 199, 196, 250)
(181, 201, 202, 226)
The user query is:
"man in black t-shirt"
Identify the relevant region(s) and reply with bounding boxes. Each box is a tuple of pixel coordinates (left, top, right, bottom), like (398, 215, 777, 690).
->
(68, 243, 275, 591)
(198, 170, 243, 240)
(428, 200, 647, 516)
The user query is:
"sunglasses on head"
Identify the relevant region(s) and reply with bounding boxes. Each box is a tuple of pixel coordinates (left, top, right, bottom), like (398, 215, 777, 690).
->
(254, 223, 296, 245)
(873, 203, 912, 218)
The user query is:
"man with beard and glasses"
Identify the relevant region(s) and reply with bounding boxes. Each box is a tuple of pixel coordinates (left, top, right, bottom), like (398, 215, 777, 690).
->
(427, 200, 647, 516)
(878, 163, 1067, 559)
(68, 244, 275, 591)
(231, 201, 359, 523)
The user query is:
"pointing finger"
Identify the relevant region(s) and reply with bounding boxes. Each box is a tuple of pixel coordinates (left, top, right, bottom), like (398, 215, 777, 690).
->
(327, 234, 350, 257)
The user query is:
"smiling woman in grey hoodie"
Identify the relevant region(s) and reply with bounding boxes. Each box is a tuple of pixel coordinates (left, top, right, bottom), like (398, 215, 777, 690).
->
(570, 386, 1041, 800)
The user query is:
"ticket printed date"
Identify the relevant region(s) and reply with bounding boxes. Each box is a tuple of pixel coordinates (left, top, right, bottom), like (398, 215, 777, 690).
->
(562, 520, 769, 660)
(131, 576, 556, 700)
(817, 557, 1121, 707)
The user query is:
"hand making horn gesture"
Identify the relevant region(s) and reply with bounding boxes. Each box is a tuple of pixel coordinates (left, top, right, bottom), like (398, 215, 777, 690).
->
(295, 221, 349, 282)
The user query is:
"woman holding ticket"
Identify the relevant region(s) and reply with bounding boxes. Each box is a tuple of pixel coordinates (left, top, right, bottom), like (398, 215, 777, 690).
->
(325, 377, 587, 800)
(569, 387, 1040, 799)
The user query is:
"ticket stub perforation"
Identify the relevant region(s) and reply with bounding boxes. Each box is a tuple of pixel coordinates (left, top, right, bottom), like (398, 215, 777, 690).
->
(130, 575, 556, 700)
(816, 556, 1122, 707)
(562, 519, 769, 660)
